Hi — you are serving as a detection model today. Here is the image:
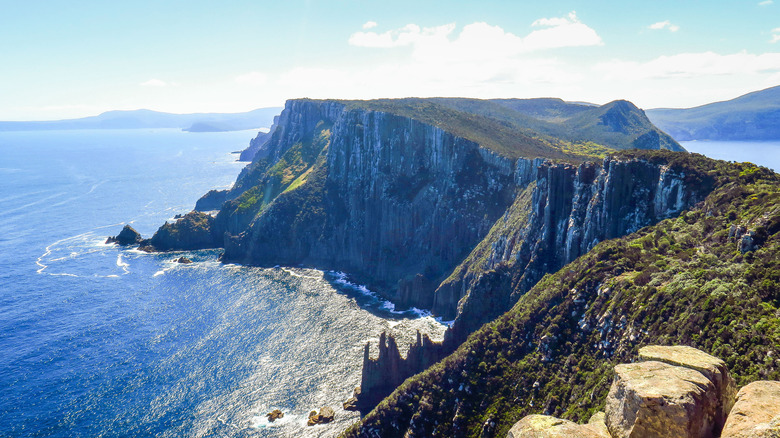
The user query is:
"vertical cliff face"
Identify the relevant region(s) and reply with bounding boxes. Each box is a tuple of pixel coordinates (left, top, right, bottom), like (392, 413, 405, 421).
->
(227, 105, 518, 306)
(358, 332, 447, 411)
(358, 155, 713, 411)
(441, 157, 712, 346)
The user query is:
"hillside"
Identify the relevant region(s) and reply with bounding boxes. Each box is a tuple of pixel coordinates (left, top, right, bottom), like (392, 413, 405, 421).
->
(430, 97, 684, 153)
(647, 85, 780, 141)
(0, 107, 281, 132)
(343, 151, 780, 437)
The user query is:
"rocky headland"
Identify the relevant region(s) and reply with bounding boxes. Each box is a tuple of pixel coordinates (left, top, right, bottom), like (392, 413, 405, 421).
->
(111, 96, 780, 437)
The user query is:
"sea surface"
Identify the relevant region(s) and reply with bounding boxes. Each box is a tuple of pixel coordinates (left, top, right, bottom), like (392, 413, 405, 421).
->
(681, 140, 780, 172)
(0, 129, 446, 437)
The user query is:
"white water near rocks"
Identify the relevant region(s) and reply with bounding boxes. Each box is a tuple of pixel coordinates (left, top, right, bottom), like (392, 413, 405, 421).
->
(0, 129, 445, 437)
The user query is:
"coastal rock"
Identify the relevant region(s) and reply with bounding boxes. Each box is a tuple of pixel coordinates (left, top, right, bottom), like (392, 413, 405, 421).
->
(307, 406, 335, 426)
(149, 211, 218, 251)
(358, 331, 446, 411)
(194, 189, 228, 211)
(343, 387, 361, 411)
(266, 409, 284, 422)
(721, 381, 780, 437)
(639, 345, 736, 429)
(506, 414, 609, 438)
(605, 360, 719, 438)
(106, 225, 142, 245)
(176, 257, 192, 264)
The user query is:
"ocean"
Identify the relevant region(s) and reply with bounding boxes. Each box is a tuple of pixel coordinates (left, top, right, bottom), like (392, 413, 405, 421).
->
(680, 140, 780, 172)
(0, 129, 446, 437)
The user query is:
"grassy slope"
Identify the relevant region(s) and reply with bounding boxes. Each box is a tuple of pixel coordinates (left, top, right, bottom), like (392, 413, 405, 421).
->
(428, 97, 683, 152)
(219, 120, 332, 225)
(343, 151, 780, 437)
(337, 98, 580, 161)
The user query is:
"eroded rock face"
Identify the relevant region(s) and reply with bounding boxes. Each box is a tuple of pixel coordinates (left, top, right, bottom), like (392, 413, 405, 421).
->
(506, 414, 609, 438)
(605, 361, 719, 438)
(639, 345, 736, 430)
(721, 381, 780, 437)
(106, 225, 142, 245)
(442, 157, 710, 347)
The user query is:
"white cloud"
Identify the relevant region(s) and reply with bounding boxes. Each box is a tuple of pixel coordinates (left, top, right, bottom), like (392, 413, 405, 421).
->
(234, 71, 268, 86)
(595, 51, 780, 80)
(759, 0, 773, 5)
(140, 79, 168, 87)
(648, 20, 680, 32)
(362, 21, 377, 29)
(348, 23, 453, 48)
(348, 12, 602, 53)
(771, 28, 780, 43)
(525, 11, 603, 50)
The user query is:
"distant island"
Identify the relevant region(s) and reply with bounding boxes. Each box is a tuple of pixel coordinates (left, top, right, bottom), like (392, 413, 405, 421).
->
(647, 85, 780, 141)
(0, 107, 282, 132)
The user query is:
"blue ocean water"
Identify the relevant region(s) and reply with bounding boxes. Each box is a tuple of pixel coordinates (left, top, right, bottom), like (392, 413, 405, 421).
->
(0, 129, 445, 437)
(681, 140, 780, 172)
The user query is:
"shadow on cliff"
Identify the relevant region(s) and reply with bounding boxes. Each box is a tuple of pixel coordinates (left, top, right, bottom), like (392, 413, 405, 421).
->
(322, 271, 436, 321)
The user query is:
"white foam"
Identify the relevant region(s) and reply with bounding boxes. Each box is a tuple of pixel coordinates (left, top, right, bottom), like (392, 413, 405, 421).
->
(153, 270, 166, 277)
(249, 411, 302, 429)
(280, 267, 322, 280)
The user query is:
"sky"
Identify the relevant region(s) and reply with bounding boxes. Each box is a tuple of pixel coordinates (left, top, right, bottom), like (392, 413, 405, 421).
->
(1, 0, 780, 120)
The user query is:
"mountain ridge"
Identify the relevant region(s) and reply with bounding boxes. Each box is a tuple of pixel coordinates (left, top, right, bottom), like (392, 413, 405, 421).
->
(0, 107, 281, 132)
(647, 85, 780, 141)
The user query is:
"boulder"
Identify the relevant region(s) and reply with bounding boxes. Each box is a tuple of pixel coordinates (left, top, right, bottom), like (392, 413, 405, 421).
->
(721, 381, 780, 437)
(343, 387, 361, 411)
(639, 345, 736, 430)
(506, 414, 609, 438)
(307, 406, 335, 426)
(266, 409, 283, 422)
(176, 257, 193, 264)
(106, 225, 143, 245)
(605, 360, 719, 438)
(588, 412, 610, 437)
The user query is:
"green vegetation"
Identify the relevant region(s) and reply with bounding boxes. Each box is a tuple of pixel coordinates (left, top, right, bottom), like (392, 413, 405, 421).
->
(425, 97, 683, 153)
(344, 151, 780, 437)
(336, 98, 576, 161)
(226, 121, 331, 219)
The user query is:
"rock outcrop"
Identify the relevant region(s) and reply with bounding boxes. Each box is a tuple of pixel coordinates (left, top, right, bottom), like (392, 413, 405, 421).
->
(509, 346, 778, 438)
(149, 211, 219, 251)
(106, 225, 142, 245)
(638, 345, 736, 430)
(507, 414, 609, 437)
(606, 360, 720, 437)
(266, 409, 283, 422)
(307, 406, 335, 426)
(356, 331, 447, 411)
(721, 381, 780, 437)
(194, 189, 229, 211)
(238, 115, 279, 162)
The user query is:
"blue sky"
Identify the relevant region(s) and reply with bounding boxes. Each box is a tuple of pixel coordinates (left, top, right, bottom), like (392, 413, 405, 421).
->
(2, 0, 779, 119)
